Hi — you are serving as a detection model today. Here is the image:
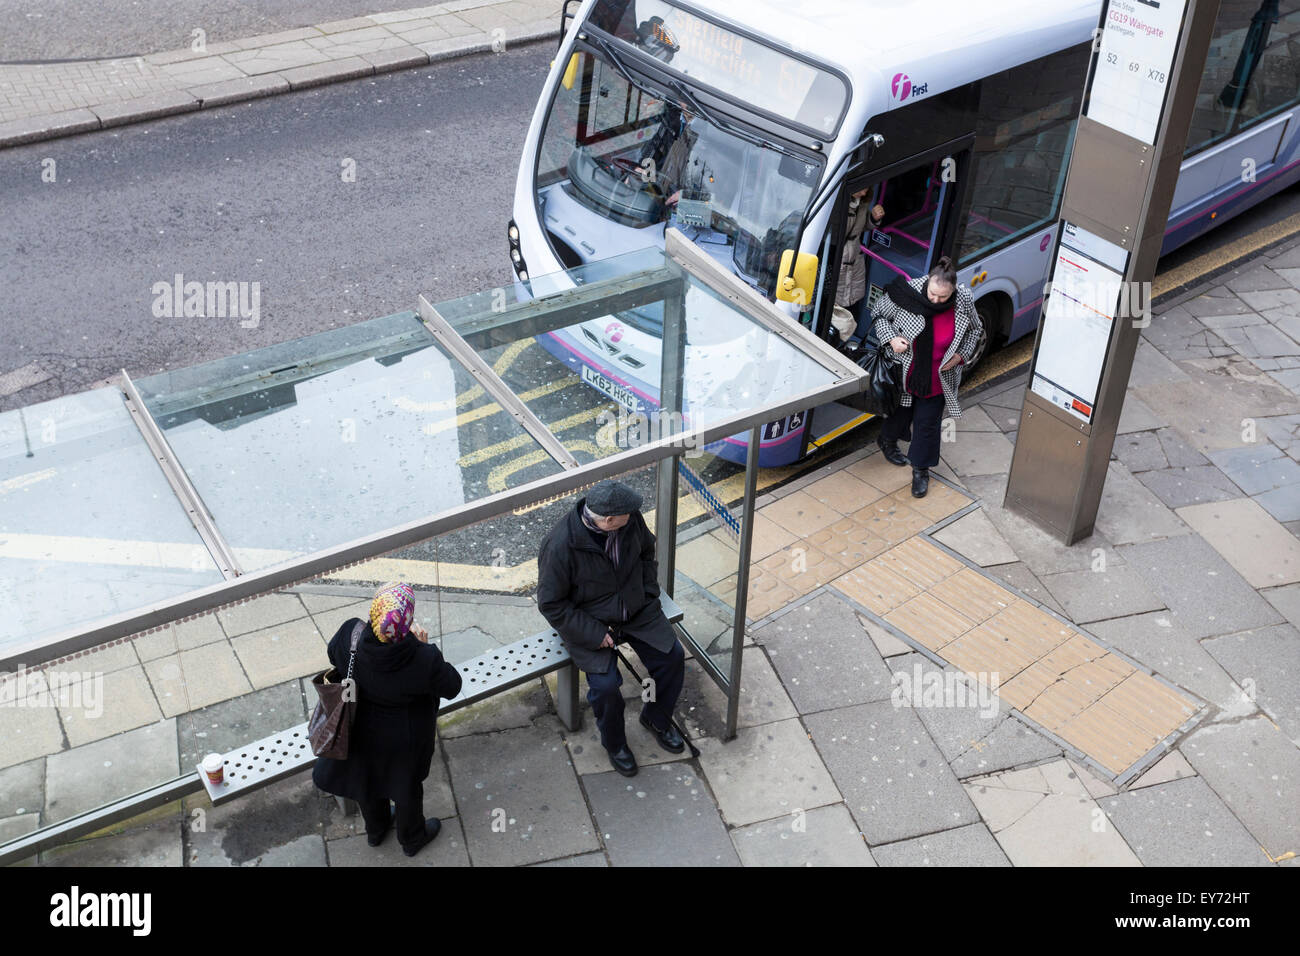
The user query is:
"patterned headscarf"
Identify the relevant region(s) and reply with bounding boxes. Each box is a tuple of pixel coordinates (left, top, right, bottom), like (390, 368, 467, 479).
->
(369, 582, 415, 643)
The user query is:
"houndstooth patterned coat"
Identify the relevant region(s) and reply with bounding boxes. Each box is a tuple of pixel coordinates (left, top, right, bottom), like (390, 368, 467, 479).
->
(872, 276, 982, 420)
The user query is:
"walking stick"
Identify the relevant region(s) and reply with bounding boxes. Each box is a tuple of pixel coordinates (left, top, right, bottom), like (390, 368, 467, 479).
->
(612, 643, 700, 758)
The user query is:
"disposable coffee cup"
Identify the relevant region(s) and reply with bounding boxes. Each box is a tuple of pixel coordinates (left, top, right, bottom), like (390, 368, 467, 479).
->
(202, 753, 224, 786)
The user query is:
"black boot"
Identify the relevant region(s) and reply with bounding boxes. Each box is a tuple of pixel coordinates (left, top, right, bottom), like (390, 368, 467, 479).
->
(911, 467, 930, 498)
(877, 434, 909, 467)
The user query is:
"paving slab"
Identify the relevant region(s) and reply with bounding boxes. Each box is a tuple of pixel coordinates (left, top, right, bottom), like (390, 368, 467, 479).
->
(676, 648, 798, 740)
(0, 685, 65, 770)
(1128, 749, 1196, 789)
(61, 665, 162, 747)
(444, 718, 598, 866)
(0, 814, 40, 864)
(871, 822, 1010, 866)
(963, 759, 1141, 866)
(1179, 716, 1300, 861)
(439, 678, 551, 739)
(45, 720, 177, 824)
(145, 641, 253, 718)
(1102, 775, 1269, 866)
(230, 617, 327, 690)
(1263, 582, 1300, 628)
(1118, 533, 1284, 639)
(132, 614, 228, 661)
(965, 474, 1118, 576)
(183, 773, 329, 866)
(885, 651, 1061, 776)
(218, 593, 308, 637)
(0, 758, 43, 819)
(729, 803, 875, 866)
(584, 764, 739, 866)
(327, 815, 471, 867)
(1039, 566, 1165, 624)
(1135, 357, 1300, 454)
(761, 592, 895, 714)
(1254, 484, 1300, 523)
(805, 700, 980, 846)
(1113, 431, 1172, 473)
(1178, 498, 1300, 589)
(945, 429, 1015, 478)
(1093, 461, 1191, 545)
(1127, 339, 1192, 387)
(1115, 395, 1166, 434)
(435, 598, 543, 645)
(696, 717, 840, 826)
(177, 680, 307, 770)
(1204, 624, 1300, 743)
(41, 821, 183, 867)
(1209, 443, 1300, 496)
(857, 610, 914, 658)
(1137, 464, 1246, 508)
(985, 562, 1068, 616)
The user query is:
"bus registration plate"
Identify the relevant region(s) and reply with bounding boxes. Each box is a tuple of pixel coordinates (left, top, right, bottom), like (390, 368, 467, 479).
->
(582, 364, 642, 412)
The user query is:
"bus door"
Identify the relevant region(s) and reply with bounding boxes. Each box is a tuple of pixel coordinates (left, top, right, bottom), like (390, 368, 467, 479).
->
(834, 142, 972, 348)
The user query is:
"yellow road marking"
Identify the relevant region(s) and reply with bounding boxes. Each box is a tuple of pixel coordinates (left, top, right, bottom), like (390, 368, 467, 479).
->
(421, 377, 580, 438)
(396, 337, 535, 414)
(457, 403, 613, 467)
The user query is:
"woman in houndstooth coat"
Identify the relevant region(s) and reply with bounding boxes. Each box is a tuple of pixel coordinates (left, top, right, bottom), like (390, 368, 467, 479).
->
(871, 255, 982, 498)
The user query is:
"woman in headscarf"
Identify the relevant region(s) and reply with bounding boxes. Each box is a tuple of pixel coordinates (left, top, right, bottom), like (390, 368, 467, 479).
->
(871, 255, 983, 498)
(312, 582, 462, 857)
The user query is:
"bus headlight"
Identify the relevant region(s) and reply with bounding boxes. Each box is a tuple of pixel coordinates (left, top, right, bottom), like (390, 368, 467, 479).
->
(508, 223, 520, 243)
(511, 248, 522, 264)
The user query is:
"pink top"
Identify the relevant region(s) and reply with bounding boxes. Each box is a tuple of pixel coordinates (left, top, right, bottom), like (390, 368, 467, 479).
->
(922, 308, 956, 398)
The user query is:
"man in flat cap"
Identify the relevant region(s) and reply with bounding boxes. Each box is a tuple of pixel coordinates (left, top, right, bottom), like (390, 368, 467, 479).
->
(537, 479, 686, 776)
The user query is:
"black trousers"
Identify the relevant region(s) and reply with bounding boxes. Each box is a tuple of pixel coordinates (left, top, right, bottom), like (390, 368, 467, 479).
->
(882, 391, 946, 470)
(358, 784, 425, 851)
(586, 634, 685, 753)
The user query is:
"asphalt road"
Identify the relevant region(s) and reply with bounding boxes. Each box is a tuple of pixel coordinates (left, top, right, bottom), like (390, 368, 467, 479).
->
(2, 41, 554, 412)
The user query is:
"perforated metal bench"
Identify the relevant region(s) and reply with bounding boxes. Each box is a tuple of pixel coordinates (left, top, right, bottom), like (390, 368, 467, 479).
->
(197, 592, 685, 806)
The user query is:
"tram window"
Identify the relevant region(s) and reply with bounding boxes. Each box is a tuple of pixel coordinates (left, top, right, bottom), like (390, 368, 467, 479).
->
(1187, 0, 1300, 155)
(956, 43, 1090, 264)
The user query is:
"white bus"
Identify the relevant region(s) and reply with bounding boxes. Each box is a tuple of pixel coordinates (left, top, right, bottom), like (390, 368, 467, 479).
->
(508, 0, 1300, 466)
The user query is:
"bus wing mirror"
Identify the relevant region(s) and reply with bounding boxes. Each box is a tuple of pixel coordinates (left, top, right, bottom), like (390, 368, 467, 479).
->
(775, 250, 819, 307)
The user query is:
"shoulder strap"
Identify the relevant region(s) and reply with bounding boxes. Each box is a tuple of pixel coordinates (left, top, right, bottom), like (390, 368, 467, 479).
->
(345, 620, 364, 682)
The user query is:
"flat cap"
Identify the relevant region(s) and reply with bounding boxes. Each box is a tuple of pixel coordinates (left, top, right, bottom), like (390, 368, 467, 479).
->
(585, 479, 643, 516)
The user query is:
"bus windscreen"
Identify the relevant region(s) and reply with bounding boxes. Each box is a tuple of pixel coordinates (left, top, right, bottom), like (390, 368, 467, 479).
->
(586, 0, 848, 137)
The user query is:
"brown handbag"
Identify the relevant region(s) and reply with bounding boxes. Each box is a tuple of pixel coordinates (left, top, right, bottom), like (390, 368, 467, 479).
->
(308, 621, 364, 759)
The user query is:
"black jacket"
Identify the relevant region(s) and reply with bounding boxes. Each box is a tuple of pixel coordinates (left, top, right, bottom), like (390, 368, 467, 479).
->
(311, 619, 462, 803)
(537, 499, 675, 674)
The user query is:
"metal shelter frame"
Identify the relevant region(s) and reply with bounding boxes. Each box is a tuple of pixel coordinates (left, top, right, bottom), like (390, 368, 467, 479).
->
(0, 229, 866, 864)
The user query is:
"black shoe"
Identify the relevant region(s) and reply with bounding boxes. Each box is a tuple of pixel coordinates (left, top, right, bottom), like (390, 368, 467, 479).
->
(878, 434, 909, 466)
(639, 712, 685, 754)
(911, 467, 930, 498)
(607, 745, 638, 777)
(366, 807, 394, 847)
(401, 818, 442, 857)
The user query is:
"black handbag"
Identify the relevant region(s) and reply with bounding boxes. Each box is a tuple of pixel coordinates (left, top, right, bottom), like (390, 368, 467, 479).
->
(856, 342, 902, 418)
(307, 621, 364, 759)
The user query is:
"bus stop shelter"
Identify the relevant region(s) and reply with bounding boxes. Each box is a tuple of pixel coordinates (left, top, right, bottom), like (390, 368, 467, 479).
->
(0, 229, 866, 861)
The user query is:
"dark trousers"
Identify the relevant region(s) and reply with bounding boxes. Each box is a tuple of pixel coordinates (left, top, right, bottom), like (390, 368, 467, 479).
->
(586, 634, 686, 753)
(358, 785, 425, 850)
(882, 391, 946, 470)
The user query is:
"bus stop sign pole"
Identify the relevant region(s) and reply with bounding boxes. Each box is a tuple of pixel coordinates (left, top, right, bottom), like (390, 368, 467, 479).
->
(1004, 0, 1221, 544)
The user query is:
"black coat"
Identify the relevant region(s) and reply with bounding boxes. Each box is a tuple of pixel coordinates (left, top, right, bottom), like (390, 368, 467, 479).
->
(537, 499, 675, 674)
(311, 619, 462, 803)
